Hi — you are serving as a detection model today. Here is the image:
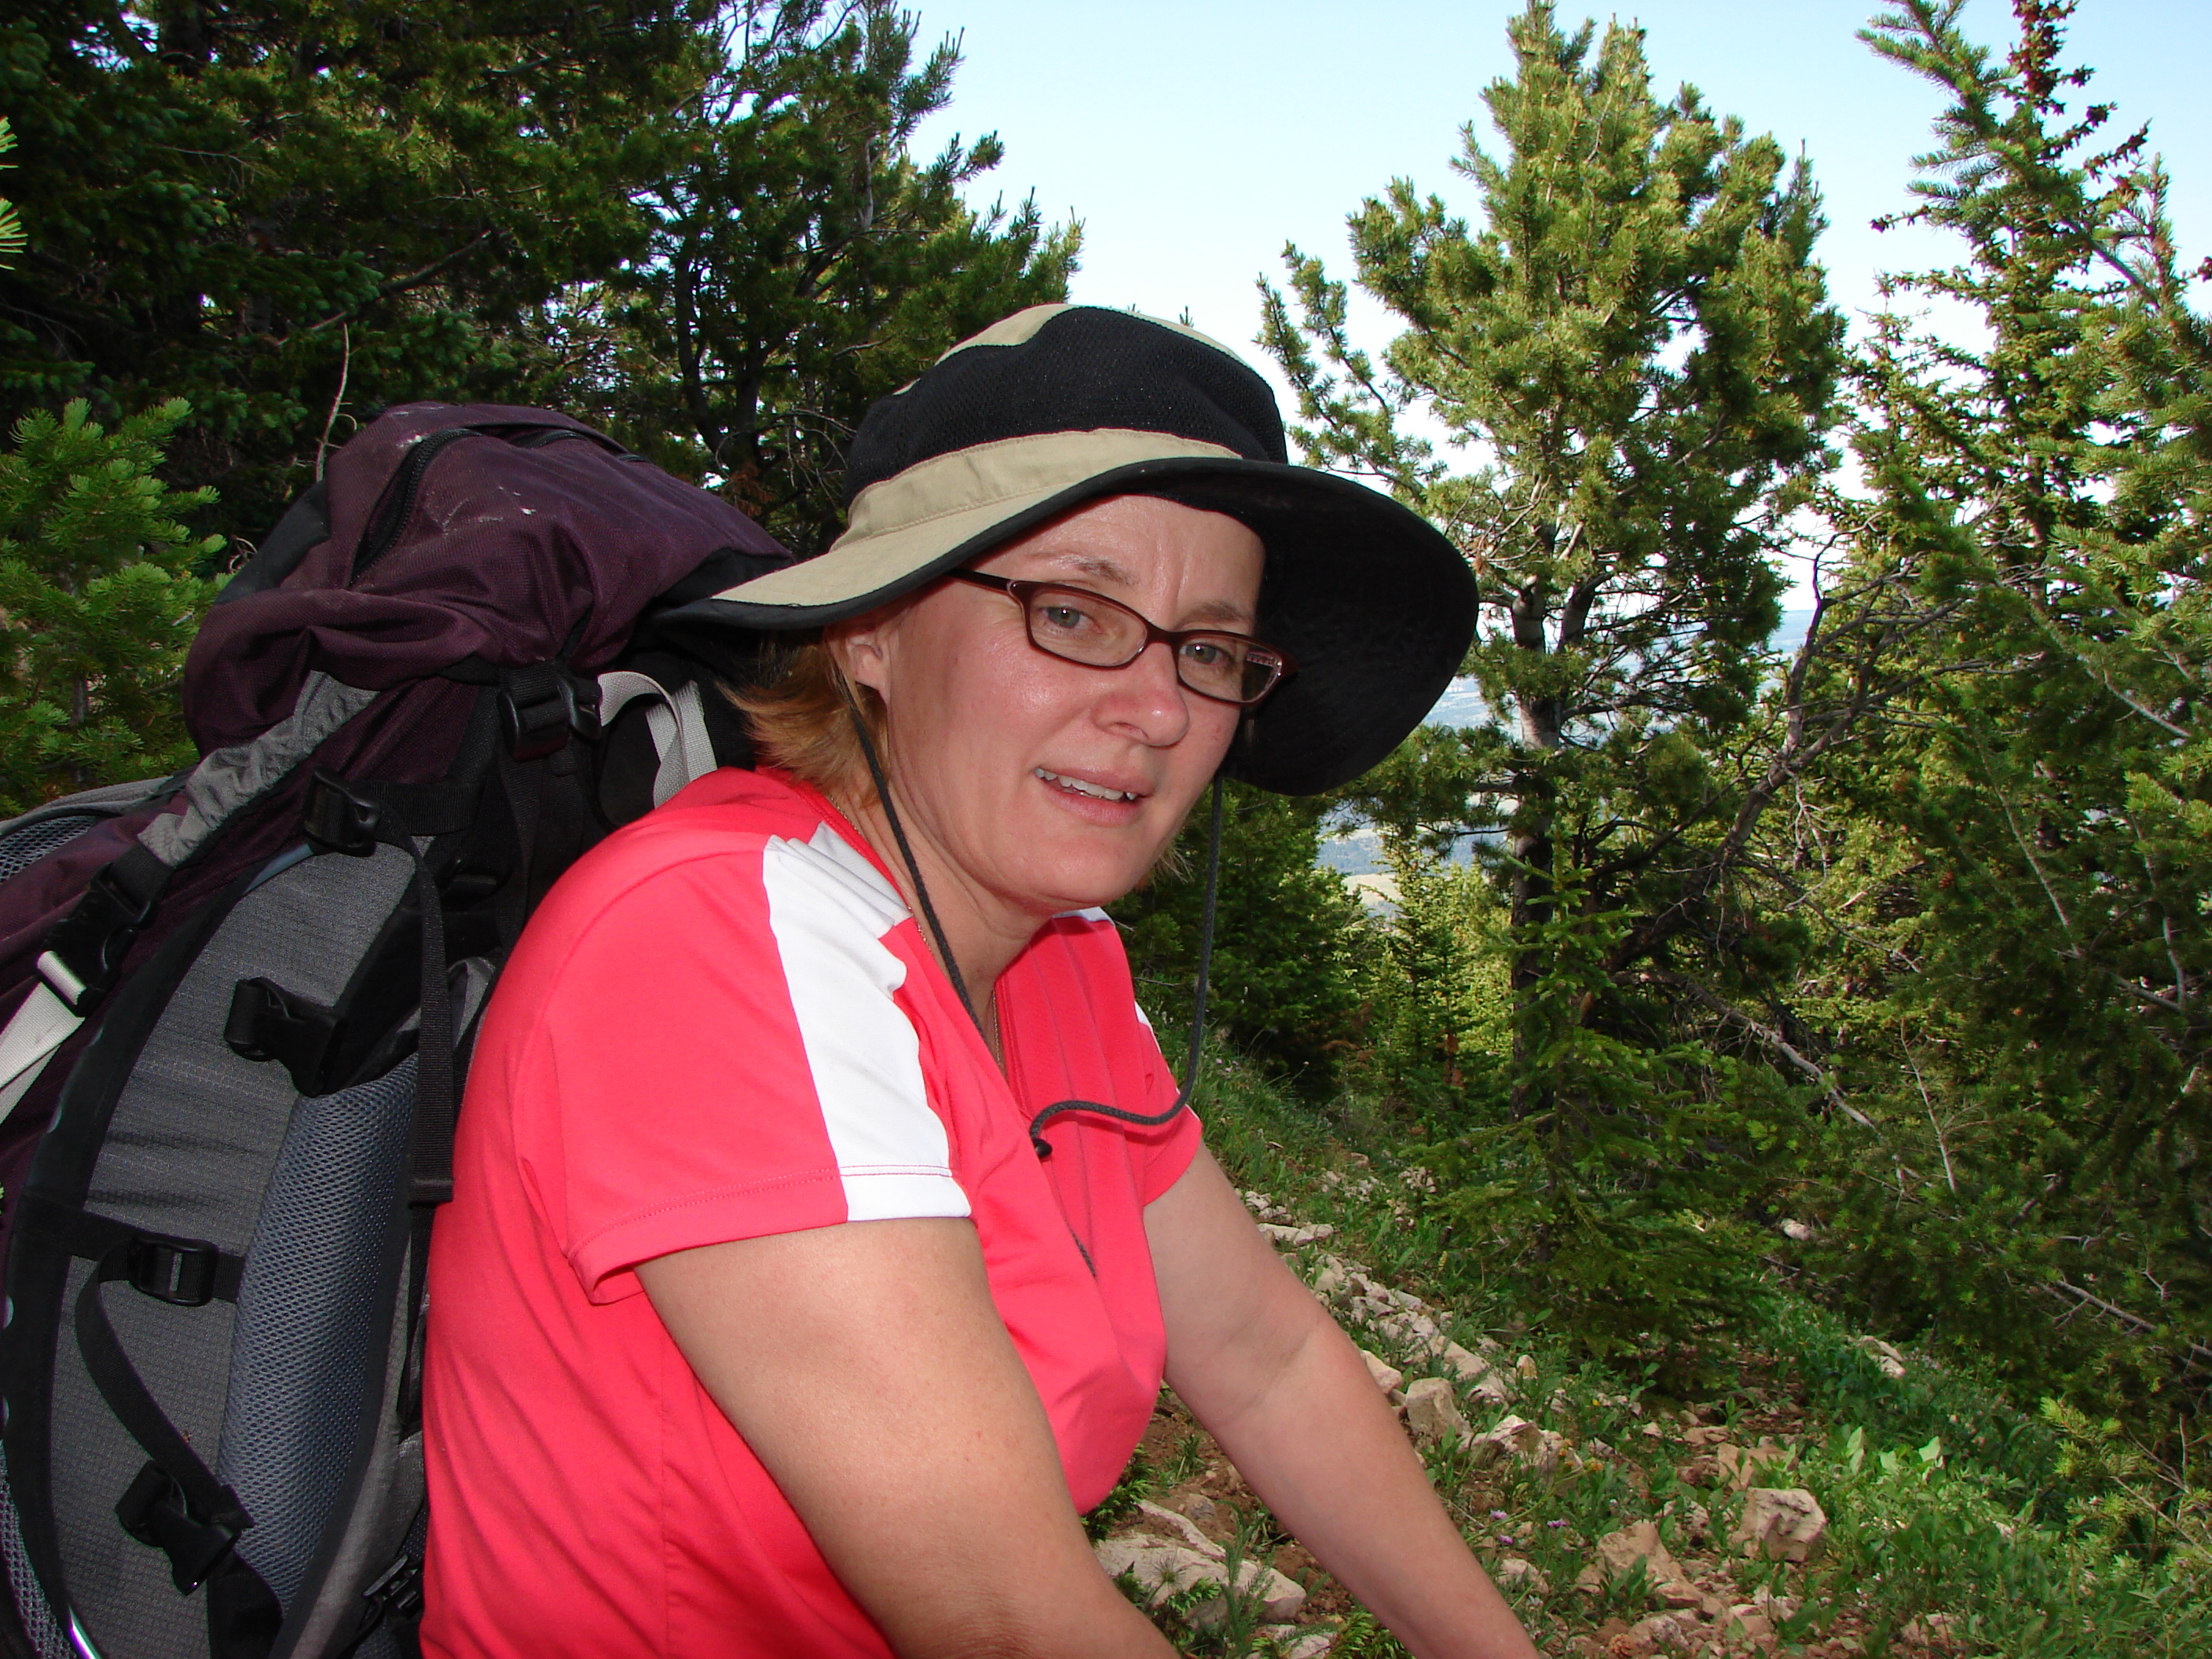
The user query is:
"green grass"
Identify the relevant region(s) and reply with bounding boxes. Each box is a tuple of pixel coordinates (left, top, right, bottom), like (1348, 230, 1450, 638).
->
(1162, 1043, 2212, 1659)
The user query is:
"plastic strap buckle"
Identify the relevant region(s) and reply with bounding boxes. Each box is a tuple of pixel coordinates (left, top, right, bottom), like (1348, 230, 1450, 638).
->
(115, 1463, 245, 1595)
(39, 859, 163, 1015)
(361, 1552, 426, 1626)
(303, 771, 383, 856)
(224, 977, 341, 1096)
(498, 665, 601, 760)
(124, 1237, 224, 1308)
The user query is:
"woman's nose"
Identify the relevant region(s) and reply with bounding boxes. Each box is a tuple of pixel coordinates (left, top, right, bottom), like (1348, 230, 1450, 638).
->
(1097, 639, 1192, 745)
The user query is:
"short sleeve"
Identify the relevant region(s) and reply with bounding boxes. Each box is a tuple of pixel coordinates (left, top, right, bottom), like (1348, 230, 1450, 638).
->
(509, 825, 971, 1302)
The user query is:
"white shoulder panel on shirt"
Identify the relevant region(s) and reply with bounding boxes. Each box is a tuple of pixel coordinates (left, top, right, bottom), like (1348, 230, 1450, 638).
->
(800, 820, 910, 932)
(761, 830, 968, 1224)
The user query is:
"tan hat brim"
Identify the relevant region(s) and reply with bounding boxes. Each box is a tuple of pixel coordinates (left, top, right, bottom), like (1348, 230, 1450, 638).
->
(702, 428, 1241, 613)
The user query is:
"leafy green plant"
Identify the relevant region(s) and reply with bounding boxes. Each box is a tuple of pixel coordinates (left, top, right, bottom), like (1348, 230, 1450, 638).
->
(0, 115, 24, 269)
(1085, 1448, 1159, 1544)
(1163, 1429, 1210, 1489)
(0, 399, 222, 814)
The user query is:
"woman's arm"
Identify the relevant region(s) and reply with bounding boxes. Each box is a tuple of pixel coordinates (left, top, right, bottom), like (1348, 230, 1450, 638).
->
(1146, 1149, 1540, 1659)
(638, 1217, 1174, 1659)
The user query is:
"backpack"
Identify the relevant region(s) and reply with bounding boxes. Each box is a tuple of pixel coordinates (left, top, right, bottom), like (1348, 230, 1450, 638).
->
(0, 403, 790, 1659)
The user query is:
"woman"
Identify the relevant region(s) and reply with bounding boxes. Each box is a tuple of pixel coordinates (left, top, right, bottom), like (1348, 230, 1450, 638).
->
(423, 306, 1538, 1658)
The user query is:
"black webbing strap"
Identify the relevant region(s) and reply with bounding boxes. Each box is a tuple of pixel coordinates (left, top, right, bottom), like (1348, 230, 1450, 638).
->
(16, 1194, 246, 1307)
(405, 846, 455, 1207)
(491, 740, 544, 949)
(299, 772, 458, 1205)
(75, 1248, 248, 1587)
(29, 1198, 279, 1641)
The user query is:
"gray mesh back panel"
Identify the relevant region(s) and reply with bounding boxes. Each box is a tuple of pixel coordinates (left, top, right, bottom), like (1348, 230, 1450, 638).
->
(219, 1057, 417, 1612)
(48, 844, 416, 1659)
(0, 775, 167, 845)
(0, 815, 103, 887)
(276, 962, 490, 1659)
(0, 1445, 71, 1659)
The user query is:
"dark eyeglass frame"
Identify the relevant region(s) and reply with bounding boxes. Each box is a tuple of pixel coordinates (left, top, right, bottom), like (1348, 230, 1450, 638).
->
(944, 569, 1295, 708)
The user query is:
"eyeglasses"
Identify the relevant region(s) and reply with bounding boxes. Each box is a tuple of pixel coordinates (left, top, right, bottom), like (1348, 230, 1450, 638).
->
(945, 570, 1295, 707)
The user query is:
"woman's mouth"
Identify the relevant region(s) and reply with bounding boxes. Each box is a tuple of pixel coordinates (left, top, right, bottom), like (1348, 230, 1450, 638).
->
(1035, 767, 1142, 804)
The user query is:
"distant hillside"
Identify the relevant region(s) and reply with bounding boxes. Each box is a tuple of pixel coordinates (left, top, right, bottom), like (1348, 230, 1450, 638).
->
(1327, 610, 1822, 888)
(1413, 610, 1818, 735)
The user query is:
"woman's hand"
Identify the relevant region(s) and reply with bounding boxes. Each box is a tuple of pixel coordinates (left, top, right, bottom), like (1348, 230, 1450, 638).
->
(1146, 1150, 1541, 1659)
(639, 1218, 1174, 1659)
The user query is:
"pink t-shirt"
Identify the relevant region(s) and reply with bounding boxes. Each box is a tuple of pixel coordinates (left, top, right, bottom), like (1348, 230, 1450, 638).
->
(420, 767, 1199, 1657)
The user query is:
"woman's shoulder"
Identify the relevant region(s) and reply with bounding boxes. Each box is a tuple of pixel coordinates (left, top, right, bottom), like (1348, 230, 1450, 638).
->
(533, 767, 859, 932)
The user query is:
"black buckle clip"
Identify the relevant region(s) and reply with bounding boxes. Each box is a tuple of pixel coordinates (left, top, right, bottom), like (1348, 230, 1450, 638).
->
(116, 1463, 246, 1595)
(303, 771, 382, 857)
(41, 862, 161, 1013)
(361, 1551, 426, 1626)
(225, 977, 339, 1095)
(126, 1236, 222, 1308)
(498, 666, 601, 761)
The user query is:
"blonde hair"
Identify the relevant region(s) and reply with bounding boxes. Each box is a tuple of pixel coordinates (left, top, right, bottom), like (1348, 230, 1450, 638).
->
(727, 639, 887, 807)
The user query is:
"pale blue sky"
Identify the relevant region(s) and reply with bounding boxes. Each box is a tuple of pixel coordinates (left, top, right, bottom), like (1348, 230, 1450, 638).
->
(910, 1, 2209, 365)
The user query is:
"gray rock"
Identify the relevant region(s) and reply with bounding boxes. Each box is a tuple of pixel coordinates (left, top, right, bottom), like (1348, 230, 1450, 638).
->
(1360, 1349, 1405, 1394)
(1133, 1499, 1221, 1558)
(1401, 1376, 1471, 1444)
(1493, 1555, 1551, 1596)
(1470, 1414, 1565, 1476)
(1574, 1521, 1701, 1606)
(1092, 1536, 1306, 1629)
(1731, 1487, 1829, 1562)
(1176, 1493, 1221, 1529)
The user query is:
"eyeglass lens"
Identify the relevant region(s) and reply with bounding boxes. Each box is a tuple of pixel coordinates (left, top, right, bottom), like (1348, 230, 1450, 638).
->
(1020, 586, 1280, 705)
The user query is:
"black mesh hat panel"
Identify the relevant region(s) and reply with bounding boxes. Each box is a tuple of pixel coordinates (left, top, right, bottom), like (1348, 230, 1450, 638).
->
(843, 309, 1288, 504)
(1137, 473, 1474, 793)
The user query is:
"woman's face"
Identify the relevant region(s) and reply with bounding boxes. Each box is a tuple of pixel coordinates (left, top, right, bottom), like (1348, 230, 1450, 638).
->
(831, 494, 1265, 925)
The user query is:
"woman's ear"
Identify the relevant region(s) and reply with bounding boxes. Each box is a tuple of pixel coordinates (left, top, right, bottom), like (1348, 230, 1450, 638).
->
(826, 612, 894, 699)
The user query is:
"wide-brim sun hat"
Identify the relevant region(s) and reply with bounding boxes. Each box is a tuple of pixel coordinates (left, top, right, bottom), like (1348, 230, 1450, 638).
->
(666, 304, 1476, 796)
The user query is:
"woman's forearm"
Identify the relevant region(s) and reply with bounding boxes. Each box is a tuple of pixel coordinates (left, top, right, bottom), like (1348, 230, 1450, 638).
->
(1193, 1312, 1539, 1659)
(642, 1218, 1175, 1659)
(1148, 1152, 1537, 1659)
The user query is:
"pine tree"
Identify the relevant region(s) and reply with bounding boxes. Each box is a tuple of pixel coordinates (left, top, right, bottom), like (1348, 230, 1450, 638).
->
(1354, 836, 1508, 1118)
(0, 118, 24, 269)
(1800, 0, 2212, 1425)
(0, 0, 709, 540)
(0, 398, 222, 812)
(1258, 2, 1844, 1345)
(0, 2, 1073, 551)
(1112, 784, 1372, 1098)
(573, 2, 1079, 555)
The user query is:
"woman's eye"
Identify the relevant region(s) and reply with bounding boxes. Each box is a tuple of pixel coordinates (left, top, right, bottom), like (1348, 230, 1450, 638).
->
(1181, 639, 1231, 668)
(1040, 603, 1093, 632)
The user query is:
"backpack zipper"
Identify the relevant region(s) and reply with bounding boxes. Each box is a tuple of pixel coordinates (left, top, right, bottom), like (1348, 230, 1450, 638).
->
(351, 423, 625, 581)
(352, 427, 482, 581)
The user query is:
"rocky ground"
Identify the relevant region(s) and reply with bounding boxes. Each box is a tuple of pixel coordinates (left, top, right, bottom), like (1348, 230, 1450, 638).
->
(1089, 1186, 1968, 1658)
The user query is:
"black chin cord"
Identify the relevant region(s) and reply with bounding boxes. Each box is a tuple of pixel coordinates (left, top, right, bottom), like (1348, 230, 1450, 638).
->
(1025, 772, 1224, 1159)
(837, 694, 1224, 1163)
(841, 688, 979, 1024)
